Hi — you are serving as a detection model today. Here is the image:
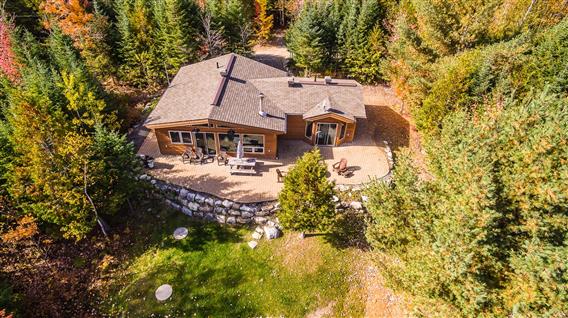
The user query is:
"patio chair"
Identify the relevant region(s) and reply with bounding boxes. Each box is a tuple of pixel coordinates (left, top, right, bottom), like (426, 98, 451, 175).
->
(276, 169, 287, 183)
(196, 147, 214, 164)
(217, 151, 229, 166)
(332, 158, 351, 176)
(181, 149, 196, 164)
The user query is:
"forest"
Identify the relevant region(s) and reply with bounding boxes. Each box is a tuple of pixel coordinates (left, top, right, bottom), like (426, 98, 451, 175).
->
(0, 0, 567, 317)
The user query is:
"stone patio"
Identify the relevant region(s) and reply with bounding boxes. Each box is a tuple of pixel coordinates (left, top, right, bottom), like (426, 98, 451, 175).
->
(138, 105, 390, 203)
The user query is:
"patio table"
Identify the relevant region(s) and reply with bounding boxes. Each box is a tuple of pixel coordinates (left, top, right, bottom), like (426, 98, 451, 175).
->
(228, 158, 257, 175)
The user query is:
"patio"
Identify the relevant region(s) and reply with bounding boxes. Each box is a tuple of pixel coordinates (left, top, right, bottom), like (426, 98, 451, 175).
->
(137, 106, 390, 203)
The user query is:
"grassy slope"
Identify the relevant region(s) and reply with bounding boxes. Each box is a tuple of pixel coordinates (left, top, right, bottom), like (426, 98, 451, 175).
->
(105, 204, 365, 317)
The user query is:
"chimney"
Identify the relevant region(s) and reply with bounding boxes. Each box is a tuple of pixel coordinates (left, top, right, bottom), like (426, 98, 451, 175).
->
(258, 92, 267, 117)
(324, 76, 332, 84)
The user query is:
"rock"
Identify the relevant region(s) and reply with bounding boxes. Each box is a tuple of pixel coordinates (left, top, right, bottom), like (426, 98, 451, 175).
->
(350, 201, 363, 210)
(186, 192, 196, 202)
(216, 215, 226, 224)
(179, 188, 189, 198)
(361, 195, 369, 202)
(228, 209, 241, 216)
(204, 198, 215, 206)
(298, 232, 305, 239)
(195, 194, 205, 203)
(248, 241, 258, 249)
(194, 212, 204, 218)
(231, 203, 241, 210)
(204, 213, 215, 221)
(214, 200, 223, 206)
(254, 217, 267, 224)
(267, 220, 277, 227)
(255, 210, 271, 217)
(222, 200, 233, 208)
(255, 226, 264, 234)
(240, 205, 259, 213)
(261, 204, 274, 212)
(151, 179, 157, 185)
(214, 207, 227, 214)
(332, 195, 339, 202)
(337, 184, 350, 192)
(263, 226, 281, 240)
(237, 217, 251, 224)
(226, 216, 236, 225)
(187, 202, 200, 211)
(199, 205, 213, 213)
(252, 232, 262, 240)
(241, 211, 253, 218)
(182, 207, 193, 216)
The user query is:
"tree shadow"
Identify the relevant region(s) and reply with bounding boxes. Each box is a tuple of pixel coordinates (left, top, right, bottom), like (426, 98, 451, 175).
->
(364, 105, 410, 152)
(325, 210, 371, 250)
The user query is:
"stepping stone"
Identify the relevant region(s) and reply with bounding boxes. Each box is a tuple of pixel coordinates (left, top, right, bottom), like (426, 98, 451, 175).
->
(248, 241, 258, 249)
(173, 227, 188, 240)
(155, 284, 173, 301)
(252, 232, 262, 240)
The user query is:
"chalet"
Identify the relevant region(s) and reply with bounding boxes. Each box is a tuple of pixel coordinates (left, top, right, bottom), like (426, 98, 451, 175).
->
(144, 53, 366, 159)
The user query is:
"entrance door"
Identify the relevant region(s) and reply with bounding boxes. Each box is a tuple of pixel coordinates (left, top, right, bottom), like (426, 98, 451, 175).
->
(195, 132, 216, 155)
(315, 123, 338, 146)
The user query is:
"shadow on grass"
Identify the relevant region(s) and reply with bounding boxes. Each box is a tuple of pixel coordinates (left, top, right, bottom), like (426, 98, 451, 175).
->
(325, 210, 371, 251)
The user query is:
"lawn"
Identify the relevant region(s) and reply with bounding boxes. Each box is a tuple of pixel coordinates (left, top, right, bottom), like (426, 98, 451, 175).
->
(104, 203, 366, 317)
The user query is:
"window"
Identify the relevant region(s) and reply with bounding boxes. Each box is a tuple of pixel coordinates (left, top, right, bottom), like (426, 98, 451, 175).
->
(305, 121, 313, 138)
(219, 133, 239, 152)
(169, 131, 192, 144)
(339, 124, 346, 139)
(218, 133, 265, 153)
(242, 134, 265, 153)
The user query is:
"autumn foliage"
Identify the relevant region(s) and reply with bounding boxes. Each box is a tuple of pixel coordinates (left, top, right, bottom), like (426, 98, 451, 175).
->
(0, 16, 19, 82)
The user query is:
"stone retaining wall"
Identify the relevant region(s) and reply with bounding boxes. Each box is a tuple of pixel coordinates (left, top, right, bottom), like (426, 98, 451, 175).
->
(139, 174, 280, 226)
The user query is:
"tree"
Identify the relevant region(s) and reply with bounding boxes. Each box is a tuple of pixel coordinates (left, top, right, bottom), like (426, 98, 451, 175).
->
(366, 91, 568, 316)
(254, 0, 273, 44)
(278, 148, 336, 233)
(0, 10, 19, 82)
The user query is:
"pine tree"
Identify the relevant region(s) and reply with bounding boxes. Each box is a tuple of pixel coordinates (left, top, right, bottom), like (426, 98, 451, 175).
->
(278, 148, 336, 233)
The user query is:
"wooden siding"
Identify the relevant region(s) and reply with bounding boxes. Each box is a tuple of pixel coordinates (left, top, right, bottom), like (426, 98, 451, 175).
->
(282, 115, 307, 140)
(154, 120, 279, 159)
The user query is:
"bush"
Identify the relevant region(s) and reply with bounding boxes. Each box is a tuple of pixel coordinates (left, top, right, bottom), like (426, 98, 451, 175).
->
(277, 148, 336, 233)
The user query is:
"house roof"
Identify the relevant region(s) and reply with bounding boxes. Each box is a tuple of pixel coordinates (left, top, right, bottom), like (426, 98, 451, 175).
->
(302, 97, 356, 122)
(145, 53, 365, 132)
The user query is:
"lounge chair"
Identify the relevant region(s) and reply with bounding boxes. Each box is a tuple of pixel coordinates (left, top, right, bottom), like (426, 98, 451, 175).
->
(181, 150, 196, 164)
(217, 151, 229, 166)
(276, 169, 287, 182)
(332, 158, 351, 176)
(196, 148, 214, 164)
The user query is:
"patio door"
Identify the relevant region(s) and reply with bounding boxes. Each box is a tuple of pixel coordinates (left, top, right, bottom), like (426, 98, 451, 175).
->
(195, 132, 216, 155)
(315, 123, 338, 146)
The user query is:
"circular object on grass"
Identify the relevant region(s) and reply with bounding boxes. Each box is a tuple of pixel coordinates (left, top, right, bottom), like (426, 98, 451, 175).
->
(173, 227, 188, 240)
(155, 284, 173, 301)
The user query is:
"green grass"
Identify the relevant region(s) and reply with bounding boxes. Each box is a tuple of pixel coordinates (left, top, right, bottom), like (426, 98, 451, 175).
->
(105, 204, 365, 317)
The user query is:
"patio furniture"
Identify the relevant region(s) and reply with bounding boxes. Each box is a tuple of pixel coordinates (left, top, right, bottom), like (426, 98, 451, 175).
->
(276, 169, 287, 182)
(217, 151, 229, 166)
(228, 157, 257, 175)
(332, 158, 352, 176)
(181, 149, 197, 164)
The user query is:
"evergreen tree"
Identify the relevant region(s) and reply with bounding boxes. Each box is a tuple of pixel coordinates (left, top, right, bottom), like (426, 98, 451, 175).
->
(278, 148, 336, 233)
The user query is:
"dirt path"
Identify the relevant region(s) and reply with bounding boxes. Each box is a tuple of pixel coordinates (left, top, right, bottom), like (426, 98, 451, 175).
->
(363, 262, 407, 317)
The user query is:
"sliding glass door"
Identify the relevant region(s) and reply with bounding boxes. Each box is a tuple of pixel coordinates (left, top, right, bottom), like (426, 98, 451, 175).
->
(315, 123, 337, 146)
(194, 132, 216, 155)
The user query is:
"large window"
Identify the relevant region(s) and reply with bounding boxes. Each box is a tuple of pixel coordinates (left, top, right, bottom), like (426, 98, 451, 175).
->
(218, 133, 265, 154)
(219, 133, 239, 152)
(242, 134, 265, 153)
(305, 121, 313, 138)
(169, 131, 192, 144)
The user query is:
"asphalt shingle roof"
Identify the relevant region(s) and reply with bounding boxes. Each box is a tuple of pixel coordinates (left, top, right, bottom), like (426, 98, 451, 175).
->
(145, 53, 366, 133)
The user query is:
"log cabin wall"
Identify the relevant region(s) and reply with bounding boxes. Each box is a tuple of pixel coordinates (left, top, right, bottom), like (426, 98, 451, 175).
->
(153, 120, 280, 159)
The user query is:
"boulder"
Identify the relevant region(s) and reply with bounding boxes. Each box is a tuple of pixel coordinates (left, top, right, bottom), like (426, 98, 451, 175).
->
(198, 205, 213, 213)
(179, 188, 189, 198)
(237, 217, 251, 224)
(186, 192, 196, 202)
(231, 203, 241, 210)
(204, 213, 215, 221)
(261, 204, 274, 212)
(240, 205, 259, 213)
(248, 241, 258, 249)
(226, 216, 236, 225)
(181, 207, 193, 216)
(350, 201, 363, 210)
(263, 226, 281, 240)
(214, 207, 227, 215)
(214, 200, 223, 207)
(222, 200, 233, 208)
(187, 202, 200, 211)
(254, 217, 267, 224)
(216, 215, 226, 224)
(228, 209, 241, 216)
(241, 211, 253, 218)
(252, 232, 262, 240)
(195, 194, 205, 203)
(194, 212, 204, 218)
(204, 198, 215, 206)
(254, 226, 264, 234)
